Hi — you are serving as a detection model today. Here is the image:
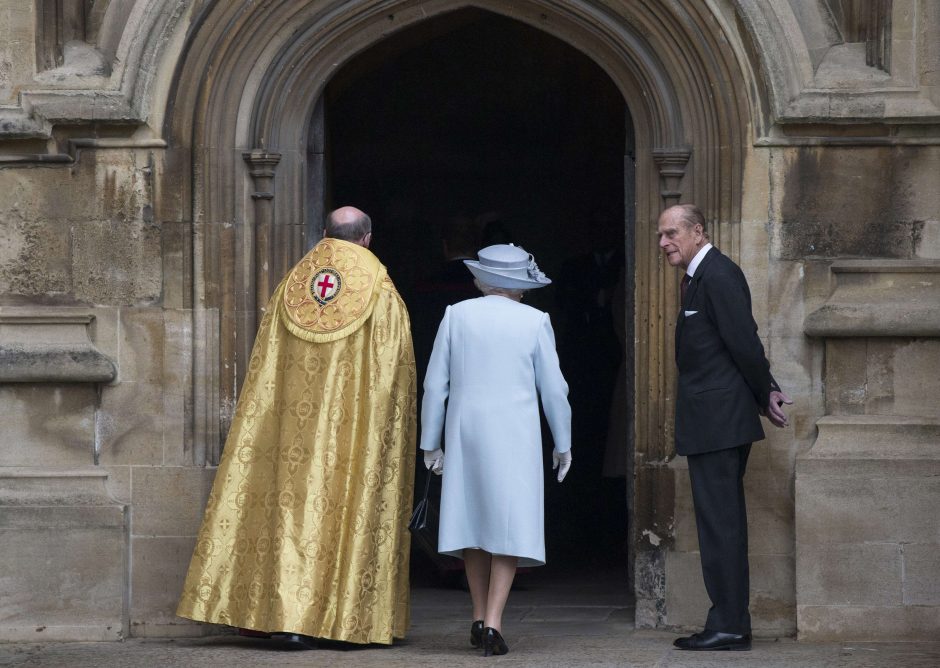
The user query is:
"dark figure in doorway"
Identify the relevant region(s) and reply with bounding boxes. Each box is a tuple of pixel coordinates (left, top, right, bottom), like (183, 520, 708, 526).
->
(477, 210, 514, 247)
(553, 208, 625, 563)
(657, 204, 792, 652)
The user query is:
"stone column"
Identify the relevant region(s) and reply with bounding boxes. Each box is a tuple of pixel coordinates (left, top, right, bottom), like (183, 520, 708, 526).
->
(243, 150, 282, 324)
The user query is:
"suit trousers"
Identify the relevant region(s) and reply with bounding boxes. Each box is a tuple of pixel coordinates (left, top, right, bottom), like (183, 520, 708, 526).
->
(686, 443, 752, 635)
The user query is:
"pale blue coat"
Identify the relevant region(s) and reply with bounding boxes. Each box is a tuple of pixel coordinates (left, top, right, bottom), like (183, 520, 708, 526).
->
(419, 295, 571, 567)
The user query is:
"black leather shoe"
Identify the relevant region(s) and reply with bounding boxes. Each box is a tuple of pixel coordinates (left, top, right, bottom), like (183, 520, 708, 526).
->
(673, 630, 751, 651)
(470, 620, 484, 648)
(482, 627, 509, 656)
(272, 632, 318, 650)
(236, 627, 271, 638)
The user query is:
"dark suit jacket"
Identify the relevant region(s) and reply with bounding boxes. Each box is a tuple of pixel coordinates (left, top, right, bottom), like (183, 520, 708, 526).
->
(674, 247, 779, 456)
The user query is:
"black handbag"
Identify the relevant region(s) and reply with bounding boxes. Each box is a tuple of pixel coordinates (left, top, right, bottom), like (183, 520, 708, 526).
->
(408, 471, 440, 555)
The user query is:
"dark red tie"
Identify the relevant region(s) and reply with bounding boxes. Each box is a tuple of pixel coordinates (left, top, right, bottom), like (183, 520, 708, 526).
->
(681, 274, 691, 304)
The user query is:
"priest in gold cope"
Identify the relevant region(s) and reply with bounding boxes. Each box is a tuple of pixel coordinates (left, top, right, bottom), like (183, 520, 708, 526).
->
(177, 207, 417, 647)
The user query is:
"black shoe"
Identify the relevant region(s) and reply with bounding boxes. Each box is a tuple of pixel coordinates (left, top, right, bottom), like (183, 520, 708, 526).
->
(272, 632, 318, 650)
(482, 627, 509, 656)
(236, 627, 271, 638)
(470, 620, 484, 648)
(673, 630, 751, 651)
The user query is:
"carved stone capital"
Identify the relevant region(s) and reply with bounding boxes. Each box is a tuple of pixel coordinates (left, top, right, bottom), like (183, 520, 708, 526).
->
(242, 150, 281, 177)
(243, 151, 282, 198)
(652, 147, 691, 206)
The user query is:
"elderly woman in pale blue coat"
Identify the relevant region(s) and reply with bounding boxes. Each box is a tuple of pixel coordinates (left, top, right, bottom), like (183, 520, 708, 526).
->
(420, 244, 572, 657)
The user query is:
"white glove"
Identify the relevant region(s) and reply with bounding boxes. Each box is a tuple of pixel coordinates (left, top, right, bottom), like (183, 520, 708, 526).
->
(552, 449, 572, 483)
(424, 448, 444, 475)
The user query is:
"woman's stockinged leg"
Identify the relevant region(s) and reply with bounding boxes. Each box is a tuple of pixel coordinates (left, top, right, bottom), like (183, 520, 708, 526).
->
(484, 555, 518, 632)
(463, 548, 492, 621)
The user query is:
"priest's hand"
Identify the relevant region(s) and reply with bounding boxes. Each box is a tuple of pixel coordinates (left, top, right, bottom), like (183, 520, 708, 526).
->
(552, 448, 572, 482)
(424, 448, 444, 475)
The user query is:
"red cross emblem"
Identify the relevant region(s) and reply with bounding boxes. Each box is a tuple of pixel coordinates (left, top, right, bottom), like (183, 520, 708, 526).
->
(310, 268, 342, 304)
(316, 274, 334, 298)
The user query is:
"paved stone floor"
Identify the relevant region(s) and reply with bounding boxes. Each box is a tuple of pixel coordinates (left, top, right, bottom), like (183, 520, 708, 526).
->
(2, 567, 939, 667)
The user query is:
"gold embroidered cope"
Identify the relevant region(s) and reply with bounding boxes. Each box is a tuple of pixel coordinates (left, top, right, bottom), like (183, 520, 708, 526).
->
(177, 239, 417, 644)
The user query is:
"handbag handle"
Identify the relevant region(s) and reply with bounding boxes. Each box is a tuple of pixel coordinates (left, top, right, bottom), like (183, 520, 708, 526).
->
(420, 468, 432, 501)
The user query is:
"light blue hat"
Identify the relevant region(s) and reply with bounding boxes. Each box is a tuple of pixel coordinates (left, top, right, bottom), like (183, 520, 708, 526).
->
(464, 244, 551, 290)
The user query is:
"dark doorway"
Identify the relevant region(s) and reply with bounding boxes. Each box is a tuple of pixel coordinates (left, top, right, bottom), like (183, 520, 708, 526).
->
(319, 8, 633, 588)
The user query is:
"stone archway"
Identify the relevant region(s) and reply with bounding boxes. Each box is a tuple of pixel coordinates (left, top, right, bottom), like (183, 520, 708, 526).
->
(161, 0, 755, 627)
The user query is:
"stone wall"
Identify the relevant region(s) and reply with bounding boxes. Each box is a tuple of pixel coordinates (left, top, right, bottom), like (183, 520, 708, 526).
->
(0, 143, 211, 639)
(797, 259, 940, 639)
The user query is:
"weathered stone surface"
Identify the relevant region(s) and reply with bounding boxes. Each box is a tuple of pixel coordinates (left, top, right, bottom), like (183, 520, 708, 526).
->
(766, 261, 806, 339)
(161, 222, 193, 310)
(0, 467, 115, 506)
(0, 385, 96, 467)
(898, 479, 940, 545)
(805, 261, 940, 339)
(104, 465, 132, 505)
(130, 536, 203, 636)
(97, 381, 164, 465)
(799, 604, 940, 642)
(131, 466, 213, 537)
(750, 554, 796, 633)
(72, 220, 162, 305)
(0, 345, 116, 382)
(776, 148, 940, 260)
(162, 309, 193, 467)
(746, 502, 795, 556)
(904, 544, 940, 606)
(0, 1, 34, 105)
(796, 477, 899, 545)
(0, 169, 77, 228)
(0, 505, 125, 641)
(916, 220, 940, 258)
(119, 308, 165, 384)
(823, 339, 940, 417)
(664, 551, 709, 630)
(800, 415, 940, 463)
(824, 339, 868, 414)
(796, 543, 902, 607)
(0, 217, 71, 297)
(0, 310, 116, 382)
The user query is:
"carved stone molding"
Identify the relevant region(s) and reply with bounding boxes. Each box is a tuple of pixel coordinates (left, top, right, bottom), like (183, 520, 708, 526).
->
(652, 148, 692, 207)
(804, 260, 940, 337)
(0, 311, 116, 384)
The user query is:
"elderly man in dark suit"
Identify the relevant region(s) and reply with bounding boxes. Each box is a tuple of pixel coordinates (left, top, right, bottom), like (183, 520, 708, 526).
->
(657, 204, 792, 651)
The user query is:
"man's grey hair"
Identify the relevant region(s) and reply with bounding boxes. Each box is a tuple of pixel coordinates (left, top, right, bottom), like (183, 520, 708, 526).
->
(673, 204, 709, 239)
(325, 209, 372, 241)
(473, 278, 526, 299)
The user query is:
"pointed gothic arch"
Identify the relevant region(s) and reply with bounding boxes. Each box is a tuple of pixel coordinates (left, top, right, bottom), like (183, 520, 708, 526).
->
(161, 0, 755, 627)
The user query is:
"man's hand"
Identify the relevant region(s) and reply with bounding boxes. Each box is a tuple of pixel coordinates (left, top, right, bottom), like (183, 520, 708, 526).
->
(423, 448, 444, 475)
(766, 390, 793, 428)
(552, 449, 572, 483)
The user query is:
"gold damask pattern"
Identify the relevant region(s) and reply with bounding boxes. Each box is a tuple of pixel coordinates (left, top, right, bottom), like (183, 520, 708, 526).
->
(282, 238, 387, 343)
(177, 271, 416, 645)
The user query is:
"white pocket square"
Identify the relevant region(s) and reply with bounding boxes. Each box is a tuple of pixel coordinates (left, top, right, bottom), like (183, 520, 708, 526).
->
(684, 310, 698, 317)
